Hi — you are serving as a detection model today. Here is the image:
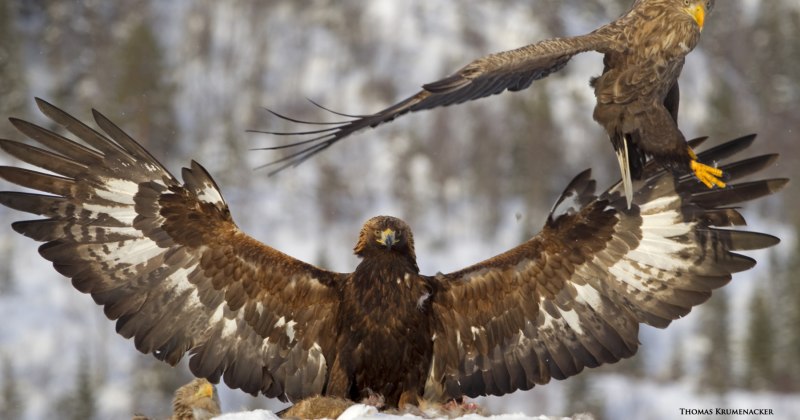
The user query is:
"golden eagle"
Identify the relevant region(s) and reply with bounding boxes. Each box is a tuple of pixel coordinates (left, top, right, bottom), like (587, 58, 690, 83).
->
(0, 99, 784, 409)
(263, 0, 721, 207)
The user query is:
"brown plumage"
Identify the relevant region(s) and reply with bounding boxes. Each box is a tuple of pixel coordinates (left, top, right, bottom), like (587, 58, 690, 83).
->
(0, 100, 785, 409)
(280, 395, 354, 419)
(262, 0, 720, 206)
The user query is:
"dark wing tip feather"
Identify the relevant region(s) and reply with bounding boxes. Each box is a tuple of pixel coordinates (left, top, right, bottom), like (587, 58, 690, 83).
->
(0, 191, 63, 216)
(691, 178, 788, 208)
(305, 97, 370, 119)
(422, 73, 471, 93)
(695, 133, 757, 164)
(719, 229, 780, 251)
(547, 168, 596, 223)
(718, 154, 779, 181)
(687, 136, 709, 149)
(91, 107, 166, 168)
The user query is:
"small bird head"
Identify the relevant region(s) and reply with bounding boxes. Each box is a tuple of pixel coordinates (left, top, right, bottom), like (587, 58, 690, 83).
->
(682, 0, 714, 30)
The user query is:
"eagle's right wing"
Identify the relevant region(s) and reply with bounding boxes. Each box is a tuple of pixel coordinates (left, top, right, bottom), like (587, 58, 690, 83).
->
(424, 135, 785, 400)
(0, 99, 343, 402)
(261, 33, 612, 174)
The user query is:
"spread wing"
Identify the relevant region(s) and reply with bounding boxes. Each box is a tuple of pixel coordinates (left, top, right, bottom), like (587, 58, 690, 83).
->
(424, 135, 786, 400)
(260, 33, 612, 174)
(0, 98, 343, 402)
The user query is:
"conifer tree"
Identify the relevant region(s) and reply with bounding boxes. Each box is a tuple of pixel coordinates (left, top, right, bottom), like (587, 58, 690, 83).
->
(698, 290, 732, 394)
(113, 19, 179, 159)
(53, 356, 96, 420)
(0, 357, 23, 419)
(744, 287, 775, 390)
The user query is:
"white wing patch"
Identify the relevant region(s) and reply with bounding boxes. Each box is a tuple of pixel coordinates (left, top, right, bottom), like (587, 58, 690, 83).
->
(163, 265, 201, 299)
(93, 177, 141, 204)
(196, 182, 225, 206)
(206, 304, 241, 341)
(274, 316, 298, 342)
(625, 207, 694, 271)
(557, 307, 583, 336)
(82, 202, 137, 225)
(101, 238, 164, 266)
(573, 282, 603, 312)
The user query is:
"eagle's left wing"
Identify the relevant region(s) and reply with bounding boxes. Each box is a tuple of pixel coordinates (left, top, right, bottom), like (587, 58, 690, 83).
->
(259, 33, 613, 174)
(425, 135, 786, 400)
(0, 99, 344, 401)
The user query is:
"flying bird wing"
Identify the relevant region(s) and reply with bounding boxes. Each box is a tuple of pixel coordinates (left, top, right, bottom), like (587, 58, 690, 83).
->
(261, 33, 612, 174)
(424, 135, 785, 400)
(0, 99, 343, 402)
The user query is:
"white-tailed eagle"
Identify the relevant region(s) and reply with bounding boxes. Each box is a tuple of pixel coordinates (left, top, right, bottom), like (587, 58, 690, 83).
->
(262, 0, 721, 207)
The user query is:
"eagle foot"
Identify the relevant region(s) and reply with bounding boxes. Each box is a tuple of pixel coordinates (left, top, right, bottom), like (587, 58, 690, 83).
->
(690, 158, 726, 189)
(687, 147, 726, 189)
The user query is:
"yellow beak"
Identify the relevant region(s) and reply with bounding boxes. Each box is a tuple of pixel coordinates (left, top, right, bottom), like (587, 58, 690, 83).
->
(197, 383, 214, 399)
(376, 228, 396, 248)
(691, 4, 705, 29)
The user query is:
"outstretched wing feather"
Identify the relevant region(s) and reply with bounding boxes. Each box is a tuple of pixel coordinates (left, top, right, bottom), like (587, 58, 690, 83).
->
(0, 98, 342, 402)
(426, 136, 784, 399)
(263, 34, 610, 173)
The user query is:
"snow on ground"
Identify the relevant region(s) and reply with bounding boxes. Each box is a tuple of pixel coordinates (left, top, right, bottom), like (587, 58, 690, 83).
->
(211, 405, 590, 420)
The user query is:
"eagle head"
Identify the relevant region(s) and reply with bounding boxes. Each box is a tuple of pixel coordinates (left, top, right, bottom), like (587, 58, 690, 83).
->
(353, 216, 417, 262)
(681, 0, 714, 30)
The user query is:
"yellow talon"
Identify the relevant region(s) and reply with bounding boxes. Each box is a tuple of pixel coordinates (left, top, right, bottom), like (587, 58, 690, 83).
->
(690, 159, 726, 189)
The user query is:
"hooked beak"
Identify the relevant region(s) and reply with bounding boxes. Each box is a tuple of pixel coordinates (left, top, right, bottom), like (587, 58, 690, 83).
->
(197, 382, 214, 399)
(376, 228, 396, 248)
(690, 4, 706, 30)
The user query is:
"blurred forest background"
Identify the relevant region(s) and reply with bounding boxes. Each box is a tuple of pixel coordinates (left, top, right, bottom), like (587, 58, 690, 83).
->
(0, 0, 798, 419)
